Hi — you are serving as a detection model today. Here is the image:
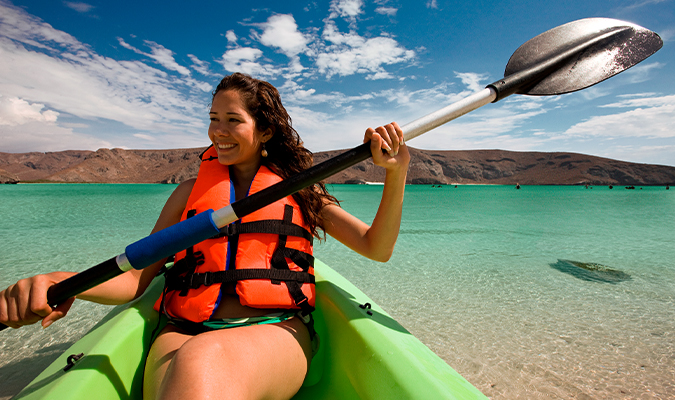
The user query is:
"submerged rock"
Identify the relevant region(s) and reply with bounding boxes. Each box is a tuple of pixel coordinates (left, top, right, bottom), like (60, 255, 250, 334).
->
(550, 259, 631, 284)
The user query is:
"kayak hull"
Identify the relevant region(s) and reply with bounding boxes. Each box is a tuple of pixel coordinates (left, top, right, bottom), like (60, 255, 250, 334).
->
(14, 260, 486, 399)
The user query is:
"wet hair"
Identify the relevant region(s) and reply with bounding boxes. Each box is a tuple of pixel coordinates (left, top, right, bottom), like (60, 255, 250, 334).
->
(212, 72, 339, 238)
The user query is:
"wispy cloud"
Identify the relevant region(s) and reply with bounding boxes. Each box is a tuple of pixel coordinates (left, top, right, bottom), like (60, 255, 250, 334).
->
(566, 94, 675, 139)
(63, 2, 94, 14)
(0, 1, 212, 152)
(117, 37, 191, 76)
(375, 6, 398, 16)
(612, 0, 670, 14)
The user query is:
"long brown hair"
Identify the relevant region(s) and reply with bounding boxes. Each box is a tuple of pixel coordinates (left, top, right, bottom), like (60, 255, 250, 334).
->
(212, 73, 338, 238)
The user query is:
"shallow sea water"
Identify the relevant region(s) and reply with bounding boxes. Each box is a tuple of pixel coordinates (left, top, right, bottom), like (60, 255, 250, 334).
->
(1, 183, 673, 399)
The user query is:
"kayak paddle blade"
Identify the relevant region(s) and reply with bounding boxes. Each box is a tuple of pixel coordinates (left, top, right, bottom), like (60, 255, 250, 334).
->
(490, 18, 663, 101)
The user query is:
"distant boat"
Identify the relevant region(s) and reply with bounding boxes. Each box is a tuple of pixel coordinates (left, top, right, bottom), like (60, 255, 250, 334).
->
(364, 181, 384, 185)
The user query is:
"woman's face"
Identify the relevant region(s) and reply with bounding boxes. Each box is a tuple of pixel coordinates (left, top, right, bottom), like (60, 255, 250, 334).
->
(208, 90, 267, 171)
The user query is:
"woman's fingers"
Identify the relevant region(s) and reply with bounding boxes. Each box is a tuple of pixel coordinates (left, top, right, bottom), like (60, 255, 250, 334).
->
(0, 274, 66, 329)
(43, 297, 75, 328)
(364, 122, 404, 157)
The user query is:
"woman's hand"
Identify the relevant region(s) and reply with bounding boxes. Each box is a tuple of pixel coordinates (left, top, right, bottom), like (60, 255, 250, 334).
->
(0, 272, 75, 329)
(364, 122, 410, 171)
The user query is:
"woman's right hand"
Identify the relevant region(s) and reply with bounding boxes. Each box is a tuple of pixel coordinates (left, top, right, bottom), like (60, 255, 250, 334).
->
(0, 272, 75, 329)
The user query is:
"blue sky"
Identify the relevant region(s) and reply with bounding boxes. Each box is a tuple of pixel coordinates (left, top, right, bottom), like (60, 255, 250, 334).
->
(1, 0, 673, 166)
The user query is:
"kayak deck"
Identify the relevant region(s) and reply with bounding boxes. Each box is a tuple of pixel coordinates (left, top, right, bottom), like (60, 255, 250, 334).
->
(14, 260, 486, 399)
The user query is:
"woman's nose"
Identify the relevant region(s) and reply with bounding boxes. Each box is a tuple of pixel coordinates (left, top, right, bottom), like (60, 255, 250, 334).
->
(211, 123, 229, 136)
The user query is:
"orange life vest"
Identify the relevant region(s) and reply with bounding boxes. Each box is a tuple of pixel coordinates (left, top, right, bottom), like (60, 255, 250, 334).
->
(154, 147, 315, 323)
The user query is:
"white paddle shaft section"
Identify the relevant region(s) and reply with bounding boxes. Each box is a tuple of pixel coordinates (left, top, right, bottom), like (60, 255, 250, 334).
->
(211, 204, 238, 230)
(401, 87, 497, 142)
(116, 253, 133, 272)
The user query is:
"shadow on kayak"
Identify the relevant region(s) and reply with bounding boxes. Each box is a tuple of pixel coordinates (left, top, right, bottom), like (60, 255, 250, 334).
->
(9, 352, 134, 399)
(549, 259, 632, 284)
(315, 279, 410, 334)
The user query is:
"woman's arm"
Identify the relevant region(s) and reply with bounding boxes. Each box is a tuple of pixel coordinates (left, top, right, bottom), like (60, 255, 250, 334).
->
(0, 179, 194, 329)
(321, 123, 409, 262)
(77, 178, 195, 303)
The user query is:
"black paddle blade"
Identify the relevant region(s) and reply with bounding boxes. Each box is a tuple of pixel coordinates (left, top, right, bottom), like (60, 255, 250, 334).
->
(504, 18, 663, 97)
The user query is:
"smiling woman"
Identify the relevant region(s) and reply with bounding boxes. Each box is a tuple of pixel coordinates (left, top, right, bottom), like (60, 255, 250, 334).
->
(0, 71, 411, 400)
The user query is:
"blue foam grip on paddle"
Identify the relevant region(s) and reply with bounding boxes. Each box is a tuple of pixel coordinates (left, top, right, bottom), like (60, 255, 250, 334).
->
(124, 209, 220, 270)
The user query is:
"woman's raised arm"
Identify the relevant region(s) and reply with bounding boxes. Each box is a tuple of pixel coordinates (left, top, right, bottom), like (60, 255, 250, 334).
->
(321, 122, 410, 262)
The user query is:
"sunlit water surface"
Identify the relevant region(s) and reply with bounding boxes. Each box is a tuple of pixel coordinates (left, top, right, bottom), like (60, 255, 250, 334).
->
(1, 184, 673, 399)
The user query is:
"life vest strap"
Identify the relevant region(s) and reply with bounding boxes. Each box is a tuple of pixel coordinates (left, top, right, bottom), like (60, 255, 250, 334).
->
(213, 219, 314, 243)
(166, 269, 315, 292)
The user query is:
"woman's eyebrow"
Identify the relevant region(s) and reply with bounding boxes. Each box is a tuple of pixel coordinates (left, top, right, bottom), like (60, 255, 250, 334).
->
(209, 111, 243, 116)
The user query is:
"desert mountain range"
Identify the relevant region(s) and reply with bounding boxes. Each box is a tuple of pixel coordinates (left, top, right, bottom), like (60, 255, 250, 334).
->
(1, 147, 674, 186)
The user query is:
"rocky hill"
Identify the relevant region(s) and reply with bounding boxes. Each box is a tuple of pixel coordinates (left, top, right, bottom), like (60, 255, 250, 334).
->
(1, 147, 674, 186)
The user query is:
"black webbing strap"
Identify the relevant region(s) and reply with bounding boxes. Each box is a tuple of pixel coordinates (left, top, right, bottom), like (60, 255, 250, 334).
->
(269, 206, 315, 313)
(176, 209, 204, 296)
(213, 220, 313, 243)
(165, 269, 315, 292)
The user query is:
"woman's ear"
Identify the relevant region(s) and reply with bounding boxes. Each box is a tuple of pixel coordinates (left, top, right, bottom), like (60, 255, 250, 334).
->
(261, 127, 274, 142)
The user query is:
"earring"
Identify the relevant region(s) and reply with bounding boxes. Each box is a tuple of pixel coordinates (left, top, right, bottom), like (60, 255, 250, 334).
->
(261, 143, 268, 158)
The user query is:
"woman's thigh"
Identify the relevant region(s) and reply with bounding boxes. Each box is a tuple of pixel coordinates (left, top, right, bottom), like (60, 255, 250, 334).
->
(144, 317, 311, 400)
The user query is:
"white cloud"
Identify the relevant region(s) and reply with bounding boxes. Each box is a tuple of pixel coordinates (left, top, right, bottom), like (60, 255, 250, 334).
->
(0, 96, 59, 126)
(133, 133, 155, 141)
(315, 22, 415, 79)
(219, 47, 273, 76)
(566, 94, 675, 139)
(410, 107, 548, 150)
(188, 54, 217, 77)
(117, 38, 191, 76)
(63, 2, 94, 13)
(225, 30, 237, 43)
(329, 0, 364, 19)
(426, 0, 438, 9)
(0, 2, 85, 51)
(375, 7, 398, 16)
(455, 72, 489, 93)
(0, 120, 112, 152)
(622, 61, 664, 84)
(280, 79, 375, 106)
(257, 14, 309, 57)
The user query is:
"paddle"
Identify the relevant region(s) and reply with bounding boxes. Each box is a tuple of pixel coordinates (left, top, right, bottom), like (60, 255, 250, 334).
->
(0, 18, 662, 331)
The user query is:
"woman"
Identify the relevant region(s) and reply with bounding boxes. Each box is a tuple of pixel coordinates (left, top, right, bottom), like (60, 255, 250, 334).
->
(0, 73, 409, 400)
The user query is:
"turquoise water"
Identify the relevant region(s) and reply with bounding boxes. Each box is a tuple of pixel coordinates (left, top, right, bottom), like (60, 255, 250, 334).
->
(1, 184, 673, 399)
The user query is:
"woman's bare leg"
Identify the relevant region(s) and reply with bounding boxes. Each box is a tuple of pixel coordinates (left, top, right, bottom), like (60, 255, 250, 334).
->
(144, 317, 311, 400)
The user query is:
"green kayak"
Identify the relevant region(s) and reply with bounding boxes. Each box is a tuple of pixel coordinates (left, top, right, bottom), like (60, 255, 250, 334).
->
(14, 260, 486, 399)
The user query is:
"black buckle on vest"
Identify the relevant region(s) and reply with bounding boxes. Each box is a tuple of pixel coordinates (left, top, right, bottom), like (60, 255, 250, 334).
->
(186, 272, 214, 289)
(202, 272, 214, 286)
(215, 224, 237, 238)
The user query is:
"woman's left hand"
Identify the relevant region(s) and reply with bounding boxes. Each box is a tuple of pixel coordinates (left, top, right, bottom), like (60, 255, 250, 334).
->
(364, 122, 410, 171)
